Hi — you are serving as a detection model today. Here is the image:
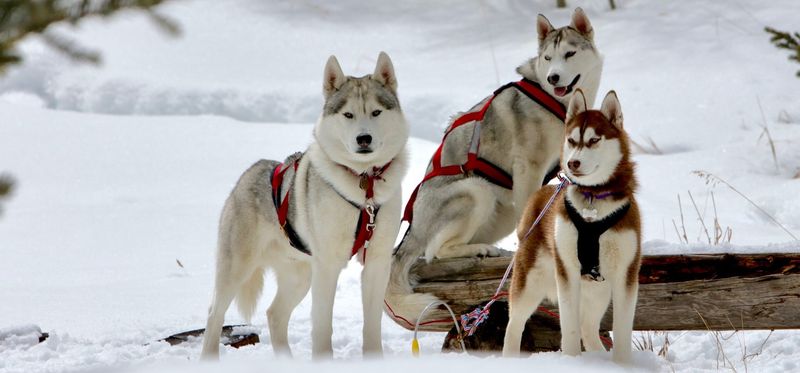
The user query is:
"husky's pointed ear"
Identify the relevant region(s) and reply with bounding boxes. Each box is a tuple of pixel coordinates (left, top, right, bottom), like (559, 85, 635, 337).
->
(601, 90, 623, 129)
(567, 89, 588, 122)
(372, 51, 397, 92)
(570, 8, 594, 40)
(323, 55, 346, 98)
(537, 14, 555, 44)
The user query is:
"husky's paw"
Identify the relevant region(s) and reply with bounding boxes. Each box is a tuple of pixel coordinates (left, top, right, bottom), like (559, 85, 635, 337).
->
(476, 246, 501, 258)
(436, 244, 501, 259)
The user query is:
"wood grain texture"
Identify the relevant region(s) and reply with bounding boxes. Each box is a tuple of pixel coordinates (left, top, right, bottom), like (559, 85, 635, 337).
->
(402, 250, 800, 332)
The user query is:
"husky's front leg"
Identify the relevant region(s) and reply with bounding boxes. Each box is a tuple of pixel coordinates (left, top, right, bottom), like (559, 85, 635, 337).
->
(556, 267, 582, 356)
(611, 278, 638, 364)
(311, 260, 342, 360)
(361, 251, 391, 357)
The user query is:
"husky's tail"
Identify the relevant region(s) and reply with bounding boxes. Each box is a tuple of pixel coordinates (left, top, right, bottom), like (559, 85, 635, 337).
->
(384, 232, 442, 329)
(236, 267, 265, 323)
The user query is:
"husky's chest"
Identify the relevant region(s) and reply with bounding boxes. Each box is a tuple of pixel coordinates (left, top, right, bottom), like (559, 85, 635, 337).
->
(285, 155, 398, 262)
(554, 195, 638, 278)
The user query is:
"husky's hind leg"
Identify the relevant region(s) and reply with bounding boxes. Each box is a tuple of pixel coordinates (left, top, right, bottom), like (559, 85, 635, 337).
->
(201, 203, 264, 360)
(423, 181, 508, 261)
(503, 256, 555, 357)
(503, 284, 547, 357)
(267, 259, 311, 357)
(201, 260, 256, 359)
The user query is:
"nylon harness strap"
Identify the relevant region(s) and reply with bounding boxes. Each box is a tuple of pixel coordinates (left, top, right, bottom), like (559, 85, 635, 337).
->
(564, 198, 631, 280)
(402, 78, 567, 223)
(271, 159, 309, 255)
(271, 156, 391, 262)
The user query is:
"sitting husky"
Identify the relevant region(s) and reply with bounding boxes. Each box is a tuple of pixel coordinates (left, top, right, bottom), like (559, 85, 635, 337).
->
(200, 52, 409, 360)
(386, 8, 604, 327)
(502, 90, 640, 364)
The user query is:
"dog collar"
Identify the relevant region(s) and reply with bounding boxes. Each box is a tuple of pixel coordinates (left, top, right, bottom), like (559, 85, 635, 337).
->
(341, 161, 393, 201)
(580, 190, 625, 201)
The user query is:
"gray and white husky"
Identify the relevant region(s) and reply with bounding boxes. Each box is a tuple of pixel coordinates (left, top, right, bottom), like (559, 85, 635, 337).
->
(200, 52, 409, 360)
(386, 8, 604, 325)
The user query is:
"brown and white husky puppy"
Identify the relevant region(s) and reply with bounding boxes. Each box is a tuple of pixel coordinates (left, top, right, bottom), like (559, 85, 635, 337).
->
(502, 89, 641, 364)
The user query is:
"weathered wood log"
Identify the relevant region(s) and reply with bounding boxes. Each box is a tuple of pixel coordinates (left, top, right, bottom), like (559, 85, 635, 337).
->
(159, 325, 260, 348)
(403, 250, 800, 332)
(440, 301, 611, 354)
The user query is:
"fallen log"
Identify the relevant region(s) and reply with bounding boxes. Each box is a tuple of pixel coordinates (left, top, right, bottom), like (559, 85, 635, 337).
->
(159, 325, 259, 348)
(402, 250, 800, 333)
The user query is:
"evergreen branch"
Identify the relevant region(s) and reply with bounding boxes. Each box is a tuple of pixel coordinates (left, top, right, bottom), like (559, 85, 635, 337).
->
(0, 0, 177, 72)
(765, 27, 800, 77)
(0, 173, 14, 216)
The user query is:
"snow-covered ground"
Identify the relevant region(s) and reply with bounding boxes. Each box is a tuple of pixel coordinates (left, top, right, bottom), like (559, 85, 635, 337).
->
(1, 0, 799, 372)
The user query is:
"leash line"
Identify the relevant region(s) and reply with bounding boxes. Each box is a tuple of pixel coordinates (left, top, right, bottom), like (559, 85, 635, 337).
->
(461, 174, 570, 337)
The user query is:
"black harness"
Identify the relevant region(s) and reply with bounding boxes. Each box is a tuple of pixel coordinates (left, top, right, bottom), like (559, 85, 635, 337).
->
(564, 198, 631, 281)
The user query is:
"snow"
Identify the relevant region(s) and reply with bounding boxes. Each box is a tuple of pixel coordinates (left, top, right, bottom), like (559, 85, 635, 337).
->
(1, 0, 799, 372)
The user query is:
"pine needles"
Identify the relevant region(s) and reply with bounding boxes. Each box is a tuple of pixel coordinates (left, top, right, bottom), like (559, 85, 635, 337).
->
(765, 27, 800, 77)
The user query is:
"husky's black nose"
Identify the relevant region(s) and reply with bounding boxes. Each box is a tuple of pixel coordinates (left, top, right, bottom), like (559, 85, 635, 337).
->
(568, 159, 581, 172)
(357, 134, 372, 148)
(547, 74, 560, 85)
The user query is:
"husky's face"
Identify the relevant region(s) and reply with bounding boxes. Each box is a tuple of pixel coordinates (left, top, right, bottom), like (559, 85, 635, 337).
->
(535, 8, 601, 99)
(315, 52, 409, 168)
(562, 90, 625, 186)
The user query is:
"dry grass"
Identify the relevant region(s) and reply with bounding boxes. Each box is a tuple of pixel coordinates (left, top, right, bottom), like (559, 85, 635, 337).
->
(694, 170, 798, 241)
(756, 97, 779, 172)
(634, 331, 676, 372)
(631, 136, 663, 155)
(634, 331, 671, 358)
(673, 190, 732, 245)
(692, 309, 775, 373)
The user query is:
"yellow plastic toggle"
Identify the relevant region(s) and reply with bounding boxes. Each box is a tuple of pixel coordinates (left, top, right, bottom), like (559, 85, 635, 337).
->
(411, 338, 420, 357)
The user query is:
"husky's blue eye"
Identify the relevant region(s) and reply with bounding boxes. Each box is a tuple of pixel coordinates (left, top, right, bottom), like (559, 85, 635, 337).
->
(371, 110, 382, 117)
(588, 137, 600, 146)
(343, 112, 354, 119)
(565, 51, 576, 59)
(544, 55, 552, 61)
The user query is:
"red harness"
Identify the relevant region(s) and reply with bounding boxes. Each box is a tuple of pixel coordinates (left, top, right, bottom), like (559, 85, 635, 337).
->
(402, 78, 567, 223)
(271, 156, 391, 262)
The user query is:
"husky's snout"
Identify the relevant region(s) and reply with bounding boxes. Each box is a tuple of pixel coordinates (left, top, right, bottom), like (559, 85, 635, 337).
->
(567, 159, 581, 172)
(356, 133, 373, 153)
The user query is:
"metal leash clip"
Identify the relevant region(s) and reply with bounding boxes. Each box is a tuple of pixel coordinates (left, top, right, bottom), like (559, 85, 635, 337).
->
(366, 204, 376, 231)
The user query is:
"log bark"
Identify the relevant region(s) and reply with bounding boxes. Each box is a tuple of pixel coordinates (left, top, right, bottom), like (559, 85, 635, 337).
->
(404, 250, 800, 332)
